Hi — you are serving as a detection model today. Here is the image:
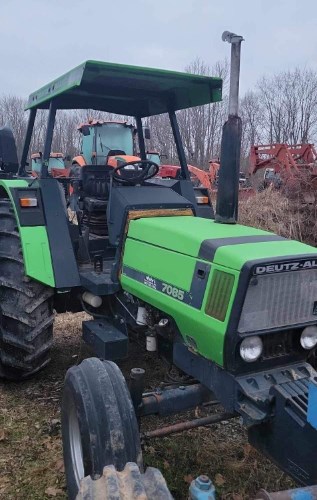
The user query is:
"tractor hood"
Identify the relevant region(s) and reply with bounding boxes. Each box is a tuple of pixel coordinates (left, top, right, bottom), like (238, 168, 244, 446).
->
(127, 216, 317, 270)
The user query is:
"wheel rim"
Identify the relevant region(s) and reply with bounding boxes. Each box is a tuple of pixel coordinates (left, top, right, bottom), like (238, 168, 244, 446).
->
(68, 395, 85, 488)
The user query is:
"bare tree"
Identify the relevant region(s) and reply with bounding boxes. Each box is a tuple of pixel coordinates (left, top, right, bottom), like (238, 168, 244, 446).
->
(257, 68, 317, 144)
(177, 58, 229, 168)
(240, 90, 263, 158)
(0, 95, 28, 159)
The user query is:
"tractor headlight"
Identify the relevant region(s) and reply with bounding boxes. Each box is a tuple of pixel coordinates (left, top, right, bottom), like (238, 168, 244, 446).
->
(300, 326, 317, 349)
(240, 335, 263, 362)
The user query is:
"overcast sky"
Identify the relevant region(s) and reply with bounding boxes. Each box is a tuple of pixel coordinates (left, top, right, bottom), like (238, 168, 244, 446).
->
(1, 0, 317, 98)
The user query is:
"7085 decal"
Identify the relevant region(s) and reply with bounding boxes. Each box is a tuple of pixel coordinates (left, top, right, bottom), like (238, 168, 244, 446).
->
(122, 264, 210, 309)
(162, 283, 184, 301)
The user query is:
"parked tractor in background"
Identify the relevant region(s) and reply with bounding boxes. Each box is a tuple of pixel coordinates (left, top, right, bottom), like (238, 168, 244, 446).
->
(72, 120, 141, 169)
(31, 152, 70, 178)
(72, 119, 213, 209)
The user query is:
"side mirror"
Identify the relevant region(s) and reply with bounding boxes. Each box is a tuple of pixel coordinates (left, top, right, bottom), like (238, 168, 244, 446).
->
(81, 125, 90, 136)
(144, 127, 151, 140)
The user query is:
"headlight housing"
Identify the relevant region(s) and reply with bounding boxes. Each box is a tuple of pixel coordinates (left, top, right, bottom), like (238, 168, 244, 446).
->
(240, 335, 263, 362)
(300, 326, 317, 349)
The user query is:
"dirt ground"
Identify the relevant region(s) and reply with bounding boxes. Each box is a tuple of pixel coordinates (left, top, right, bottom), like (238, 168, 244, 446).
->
(0, 312, 295, 500)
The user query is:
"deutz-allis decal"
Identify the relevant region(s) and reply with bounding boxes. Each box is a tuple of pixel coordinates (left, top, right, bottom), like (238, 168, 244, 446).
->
(254, 259, 317, 275)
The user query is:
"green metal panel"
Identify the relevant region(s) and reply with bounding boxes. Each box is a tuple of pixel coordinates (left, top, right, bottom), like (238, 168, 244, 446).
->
(123, 238, 194, 291)
(121, 235, 239, 366)
(214, 239, 317, 270)
(127, 217, 316, 268)
(126, 216, 269, 257)
(121, 215, 317, 366)
(19, 226, 55, 286)
(0, 179, 55, 287)
(26, 62, 85, 110)
(26, 60, 222, 117)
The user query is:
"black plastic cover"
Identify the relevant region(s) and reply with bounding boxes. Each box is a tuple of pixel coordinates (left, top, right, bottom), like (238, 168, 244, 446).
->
(107, 185, 194, 246)
(82, 319, 128, 359)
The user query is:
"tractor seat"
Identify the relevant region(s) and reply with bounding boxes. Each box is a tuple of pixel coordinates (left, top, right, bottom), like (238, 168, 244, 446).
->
(0, 127, 19, 173)
(81, 165, 112, 199)
(80, 165, 112, 212)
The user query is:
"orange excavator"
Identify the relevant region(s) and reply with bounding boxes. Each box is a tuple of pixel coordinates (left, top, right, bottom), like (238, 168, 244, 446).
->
(158, 160, 220, 190)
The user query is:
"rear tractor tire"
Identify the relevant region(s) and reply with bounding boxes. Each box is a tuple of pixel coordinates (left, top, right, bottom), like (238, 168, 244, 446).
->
(61, 357, 143, 500)
(0, 198, 54, 380)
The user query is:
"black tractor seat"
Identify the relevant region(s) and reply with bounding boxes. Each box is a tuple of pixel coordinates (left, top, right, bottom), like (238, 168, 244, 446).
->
(0, 126, 19, 174)
(77, 165, 113, 238)
(80, 164, 113, 200)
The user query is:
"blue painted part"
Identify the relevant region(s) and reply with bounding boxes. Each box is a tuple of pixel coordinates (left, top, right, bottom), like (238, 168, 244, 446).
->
(189, 476, 216, 500)
(292, 490, 314, 499)
(307, 380, 317, 430)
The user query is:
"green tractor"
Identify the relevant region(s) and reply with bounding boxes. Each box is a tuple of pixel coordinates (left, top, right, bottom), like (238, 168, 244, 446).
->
(1, 32, 317, 498)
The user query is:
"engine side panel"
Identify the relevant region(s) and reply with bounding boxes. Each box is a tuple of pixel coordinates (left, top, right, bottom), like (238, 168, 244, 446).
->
(122, 216, 317, 367)
(121, 236, 239, 366)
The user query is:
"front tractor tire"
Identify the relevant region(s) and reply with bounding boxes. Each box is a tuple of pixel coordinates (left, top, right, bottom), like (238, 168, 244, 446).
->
(0, 198, 54, 380)
(61, 358, 143, 500)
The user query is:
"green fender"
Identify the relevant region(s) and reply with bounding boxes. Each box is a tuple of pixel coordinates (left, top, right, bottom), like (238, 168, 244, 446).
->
(0, 179, 55, 287)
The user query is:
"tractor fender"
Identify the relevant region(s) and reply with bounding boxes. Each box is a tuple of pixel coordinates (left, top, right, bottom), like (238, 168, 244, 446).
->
(0, 178, 81, 289)
(0, 179, 55, 287)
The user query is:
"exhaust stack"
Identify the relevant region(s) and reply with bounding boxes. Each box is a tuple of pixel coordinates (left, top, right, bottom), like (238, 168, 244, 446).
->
(215, 31, 244, 224)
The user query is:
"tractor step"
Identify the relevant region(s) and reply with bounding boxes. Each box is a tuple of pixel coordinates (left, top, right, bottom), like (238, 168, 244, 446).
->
(80, 261, 120, 295)
(248, 378, 317, 485)
(82, 319, 128, 360)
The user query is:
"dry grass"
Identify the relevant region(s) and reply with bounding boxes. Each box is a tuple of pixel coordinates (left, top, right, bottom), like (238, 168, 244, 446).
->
(239, 188, 317, 246)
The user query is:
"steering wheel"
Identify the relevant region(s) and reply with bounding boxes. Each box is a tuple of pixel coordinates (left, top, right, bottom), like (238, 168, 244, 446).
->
(112, 160, 160, 185)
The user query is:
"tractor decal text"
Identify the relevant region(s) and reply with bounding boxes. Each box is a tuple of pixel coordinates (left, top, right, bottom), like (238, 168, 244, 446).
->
(162, 283, 185, 301)
(254, 259, 317, 275)
(122, 262, 210, 309)
(144, 276, 157, 289)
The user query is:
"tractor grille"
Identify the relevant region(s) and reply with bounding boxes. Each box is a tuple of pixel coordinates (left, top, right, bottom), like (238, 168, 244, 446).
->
(238, 269, 317, 333)
(205, 270, 235, 322)
(261, 330, 297, 360)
